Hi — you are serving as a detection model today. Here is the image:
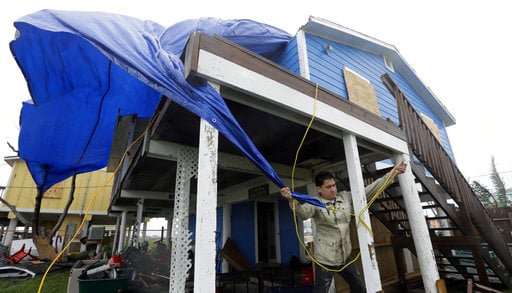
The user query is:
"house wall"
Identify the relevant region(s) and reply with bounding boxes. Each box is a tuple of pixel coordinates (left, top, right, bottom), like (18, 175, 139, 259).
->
(2, 159, 113, 218)
(271, 37, 301, 75)
(273, 33, 455, 160)
(278, 199, 301, 265)
(230, 201, 256, 265)
(188, 199, 302, 269)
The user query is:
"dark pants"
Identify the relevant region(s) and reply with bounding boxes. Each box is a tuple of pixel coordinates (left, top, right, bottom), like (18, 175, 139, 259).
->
(313, 262, 365, 293)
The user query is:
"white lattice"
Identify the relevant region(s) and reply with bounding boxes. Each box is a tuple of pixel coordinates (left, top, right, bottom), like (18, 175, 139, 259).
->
(169, 146, 197, 293)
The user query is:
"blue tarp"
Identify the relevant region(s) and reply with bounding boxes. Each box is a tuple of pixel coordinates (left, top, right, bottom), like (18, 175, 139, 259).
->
(11, 9, 325, 208)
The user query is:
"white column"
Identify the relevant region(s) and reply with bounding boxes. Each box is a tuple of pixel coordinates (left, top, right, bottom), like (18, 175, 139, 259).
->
(343, 133, 382, 292)
(142, 218, 148, 242)
(221, 203, 231, 273)
(112, 216, 121, 254)
(80, 221, 90, 252)
(166, 214, 172, 248)
(393, 154, 439, 292)
(133, 198, 144, 248)
(118, 210, 128, 252)
(193, 117, 219, 293)
(2, 218, 18, 246)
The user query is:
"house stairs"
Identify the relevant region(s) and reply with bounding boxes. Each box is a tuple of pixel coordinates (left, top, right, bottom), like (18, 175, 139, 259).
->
(360, 75, 512, 291)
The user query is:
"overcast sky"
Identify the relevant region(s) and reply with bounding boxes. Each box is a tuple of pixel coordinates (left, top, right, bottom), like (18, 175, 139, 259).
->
(1, 0, 511, 192)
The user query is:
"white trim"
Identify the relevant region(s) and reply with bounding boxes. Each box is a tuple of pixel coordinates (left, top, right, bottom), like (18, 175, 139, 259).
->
(296, 29, 310, 79)
(196, 50, 408, 154)
(343, 133, 382, 291)
(194, 94, 220, 292)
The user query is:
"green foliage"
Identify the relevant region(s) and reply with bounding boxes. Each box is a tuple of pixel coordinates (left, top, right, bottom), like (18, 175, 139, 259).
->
(471, 156, 510, 207)
(0, 269, 69, 293)
(471, 181, 495, 207)
(490, 156, 507, 206)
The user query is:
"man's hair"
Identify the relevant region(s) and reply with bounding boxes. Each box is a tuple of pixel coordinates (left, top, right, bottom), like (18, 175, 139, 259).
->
(315, 171, 335, 187)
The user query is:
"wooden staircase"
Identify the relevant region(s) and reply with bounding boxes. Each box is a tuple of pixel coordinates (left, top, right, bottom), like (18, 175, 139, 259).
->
(364, 74, 512, 290)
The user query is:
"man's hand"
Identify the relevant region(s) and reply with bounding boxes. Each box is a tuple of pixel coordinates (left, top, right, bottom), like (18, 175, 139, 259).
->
(280, 187, 293, 201)
(396, 161, 407, 174)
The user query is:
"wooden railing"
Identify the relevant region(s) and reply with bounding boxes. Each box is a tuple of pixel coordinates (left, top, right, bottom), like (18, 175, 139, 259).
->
(381, 73, 512, 286)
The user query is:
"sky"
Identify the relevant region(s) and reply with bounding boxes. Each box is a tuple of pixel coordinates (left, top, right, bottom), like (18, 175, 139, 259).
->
(1, 0, 511, 194)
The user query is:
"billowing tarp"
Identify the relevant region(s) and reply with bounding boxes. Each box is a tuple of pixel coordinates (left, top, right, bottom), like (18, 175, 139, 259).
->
(11, 10, 325, 208)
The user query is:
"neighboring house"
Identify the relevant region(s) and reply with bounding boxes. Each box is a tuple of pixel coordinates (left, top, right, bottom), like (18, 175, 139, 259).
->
(8, 11, 512, 292)
(0, 156, 117, 255)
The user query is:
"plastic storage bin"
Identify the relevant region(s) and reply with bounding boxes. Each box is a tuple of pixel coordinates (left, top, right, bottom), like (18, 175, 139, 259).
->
(77, 276, 130, 293)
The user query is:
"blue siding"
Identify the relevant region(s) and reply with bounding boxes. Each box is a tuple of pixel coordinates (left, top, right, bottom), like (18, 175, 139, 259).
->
(272, 37, 301, 75)
(276, 33, 454, 159)
(189, 200, 304, 269)
(188, 207, 224, 250)
(278, 199, 301, 264)
(231, 201, 257, 267)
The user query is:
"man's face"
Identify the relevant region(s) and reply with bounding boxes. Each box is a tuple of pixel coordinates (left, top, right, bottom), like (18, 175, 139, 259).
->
(317, 178, 337, 200)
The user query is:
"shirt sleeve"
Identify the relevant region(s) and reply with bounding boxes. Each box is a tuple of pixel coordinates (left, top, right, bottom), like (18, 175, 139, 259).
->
(290, 199, 317, 220)
(364, 171, 393, 200)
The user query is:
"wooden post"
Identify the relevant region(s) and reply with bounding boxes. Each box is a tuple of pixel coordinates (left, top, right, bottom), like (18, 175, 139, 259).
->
(343, 133, 382, 292)
(193, 83, 219, 292)
(393, 154, 439, 292)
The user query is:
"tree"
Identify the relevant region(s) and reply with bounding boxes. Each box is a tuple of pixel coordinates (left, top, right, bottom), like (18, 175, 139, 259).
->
(471, 156, 508, 208)
(33, 174, 78, 260)
(471, 181, 496, 207)
(489, 156, 507, 207)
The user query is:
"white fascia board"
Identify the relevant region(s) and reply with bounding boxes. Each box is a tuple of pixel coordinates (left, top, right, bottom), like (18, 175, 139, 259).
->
(197, 50, 409, 155)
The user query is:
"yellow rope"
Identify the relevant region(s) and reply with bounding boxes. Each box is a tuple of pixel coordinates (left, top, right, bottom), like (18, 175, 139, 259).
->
(37, 112, 160, 293)
(288, 83, 400, 273)
(291, 84, 318, 191)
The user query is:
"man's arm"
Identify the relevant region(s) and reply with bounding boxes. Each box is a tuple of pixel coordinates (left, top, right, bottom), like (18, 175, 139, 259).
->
(280, 187, 316, 219)
(364, 161, 407, 199)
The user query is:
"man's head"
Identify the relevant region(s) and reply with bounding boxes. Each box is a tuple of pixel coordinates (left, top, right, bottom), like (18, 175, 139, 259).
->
(315, 172, 337, 200)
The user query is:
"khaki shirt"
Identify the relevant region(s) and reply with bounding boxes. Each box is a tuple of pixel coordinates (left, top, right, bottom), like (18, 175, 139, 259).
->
(292, 172, 393, 266)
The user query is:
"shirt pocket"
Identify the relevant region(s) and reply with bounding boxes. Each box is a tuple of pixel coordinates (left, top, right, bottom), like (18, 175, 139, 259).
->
(316, 237, 343, 264)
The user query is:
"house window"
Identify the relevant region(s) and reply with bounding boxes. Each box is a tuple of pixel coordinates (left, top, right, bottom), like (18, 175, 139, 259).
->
(420, 113, 442, 143)
(343, 67, 380, 116)
(383, 55, 394, 72)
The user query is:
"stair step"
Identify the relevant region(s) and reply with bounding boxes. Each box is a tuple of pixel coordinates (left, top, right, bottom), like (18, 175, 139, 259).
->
(422, 204, 440, 209)
(373, 196, 401, 203)
(426, 216, 450, 220)
(435, 255, 474, 260)
(387, 218, 409, 223)
(429, 227, 458, 231)
(372, 208, 403, 213)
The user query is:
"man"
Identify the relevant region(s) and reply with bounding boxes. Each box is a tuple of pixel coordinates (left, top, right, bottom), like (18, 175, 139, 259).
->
(280, 162, 407, 293)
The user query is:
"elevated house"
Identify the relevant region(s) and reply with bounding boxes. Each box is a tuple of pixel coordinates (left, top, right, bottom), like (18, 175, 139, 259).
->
(8, 11, 512, 292)
(106, 16, 512, 292)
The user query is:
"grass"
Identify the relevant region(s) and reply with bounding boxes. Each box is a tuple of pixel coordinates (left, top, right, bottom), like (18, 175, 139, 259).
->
(0, 268, 69, 293)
